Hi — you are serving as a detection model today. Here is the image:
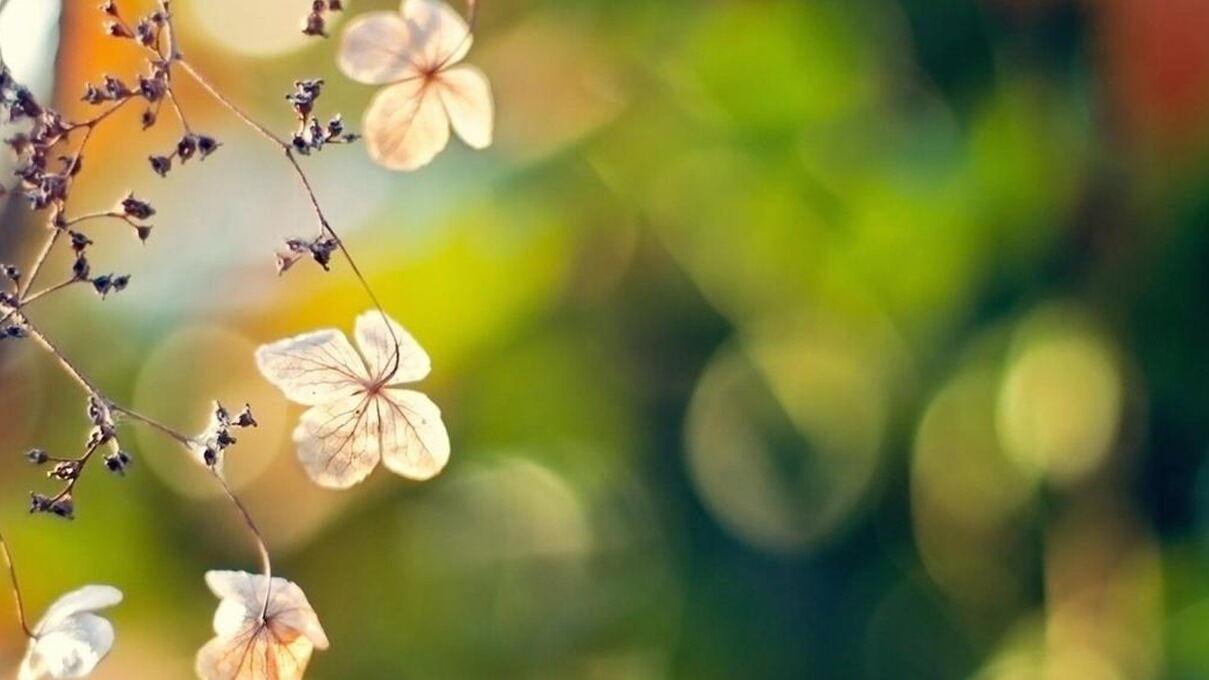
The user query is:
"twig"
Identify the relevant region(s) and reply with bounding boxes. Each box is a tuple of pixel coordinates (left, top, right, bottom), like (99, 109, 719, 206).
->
(0, 528, 32, 638)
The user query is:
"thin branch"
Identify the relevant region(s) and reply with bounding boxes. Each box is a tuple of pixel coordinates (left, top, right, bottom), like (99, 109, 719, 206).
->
(174, 58, 404, 377)
(20, 313, 275, 594)
(21, 278, 79, 305)
(0, 528, 32, 638)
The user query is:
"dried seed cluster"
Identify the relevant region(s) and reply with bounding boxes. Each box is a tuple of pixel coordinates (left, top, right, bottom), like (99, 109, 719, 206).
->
(302, 0, 345, 37)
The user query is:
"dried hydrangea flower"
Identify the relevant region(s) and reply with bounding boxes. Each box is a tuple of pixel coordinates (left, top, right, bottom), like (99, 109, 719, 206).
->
(18, 585, 122, 680)
(256, 310, 450, 487)
(196, 571, 329, 680)
(338, 0, 493, 170)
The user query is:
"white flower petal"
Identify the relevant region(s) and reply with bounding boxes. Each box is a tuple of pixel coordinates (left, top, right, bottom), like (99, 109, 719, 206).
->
(204, 571, 329, 650)
(354, 310, 431, 385)
(33, 585, 122, 637)
(364, 78, 450, 171)
(198, 571, 327, 680)
(378, 388, 451, 481)
(401, 0, 472, 70)
(255, 329, 369, 406)
(196, 629, 314, 680)
(293, 394, 383, 489)
(23, 614, 114, 680)
(437, 64, 493, 150)
(337, 11, 420, 85)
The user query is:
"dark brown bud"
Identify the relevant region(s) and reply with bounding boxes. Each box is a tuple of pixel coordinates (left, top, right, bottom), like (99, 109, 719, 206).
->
(149, 154, 171, 176)
(196, 135, 220, 158)
(105, 21, 133, 39)
(176, 134, 197, 162)
(104, 451, 132, 475)
(120, 193, 155, 219)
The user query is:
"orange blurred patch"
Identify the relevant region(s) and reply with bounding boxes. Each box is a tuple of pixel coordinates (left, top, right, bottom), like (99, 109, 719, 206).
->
(1092, 0, 1209, 146)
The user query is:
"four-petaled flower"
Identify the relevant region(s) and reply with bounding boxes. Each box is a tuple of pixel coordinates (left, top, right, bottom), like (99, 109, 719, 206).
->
(196, 571, 329, 680)
(339, 0, 493, 170)
(19, 585, 122, 680)
(256, 310, 451, 488)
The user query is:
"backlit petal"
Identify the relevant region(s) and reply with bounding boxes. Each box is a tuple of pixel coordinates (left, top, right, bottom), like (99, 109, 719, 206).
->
(354, 310, 431, 385)
(378, 388, 451, 481)
(438, 64, 493, 149)
(255, 330, 369, 406)
(364, 78, 450, 171)
(337, 12, 420, 85)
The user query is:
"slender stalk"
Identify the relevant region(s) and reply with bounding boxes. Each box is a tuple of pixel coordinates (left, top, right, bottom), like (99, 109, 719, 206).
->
(0, 529, 32, 638)
(22, 312, 276, 602)
(19, 314, 106, 399)
(109, 403, 192, 446)
(175, 58, 403, 377)
(212, 473, 274, 620)
(21, 278, 78, 305)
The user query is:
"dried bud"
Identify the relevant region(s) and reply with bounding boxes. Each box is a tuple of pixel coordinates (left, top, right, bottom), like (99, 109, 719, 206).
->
(234, 404, 258, 428)
(92, 273, 130, 298)
(135, 225, 153, 242)
(24, 449, 48, 465)
(176, 134, 197, 162)
(99, 1, 119, 16)
(104, 451, 132, 475)
(72, 255, 91, 281)
(214, 402, 231, 426)
(310, 237, 338, 270)
(196, 135, 220, 158)
(49, 496, 74, 519)
(202, 446, 218, 467)
(69, 231, 93, 253)
(119, 194, 154, 220)
(303, 13, 326, 37)
(149, 154, 171, 176)
(3, 326, 27, 340)
(134, 19, 156, 47)
(137, 74, 165, 102)
(49, 460, 81, 481)
(102, 75, 130, 99)
(141, 108, 157, 129)
(2, 264, 20, 284)
(82, 84, 105, 105)
(120, 193, 155, 219)
(105, 21, 133, 39)
(28, 493, 52, 514)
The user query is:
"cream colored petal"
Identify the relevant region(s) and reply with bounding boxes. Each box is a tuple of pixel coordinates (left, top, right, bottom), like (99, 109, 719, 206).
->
(401, 0, 472, 70)
(354, 310, 431, 385)
(204, 572, 328, 651)
(196, 629, 314, 680)
(24, 613, 114, 679)
(338, 11, 421, 85)
(378, 389, 450, 481)
(437, 64, 493, 149)
(293, 393, 383, 488)
(18, 645, 44, 680)
(364, 79, 451, 171)
(255, 330, 369, 406)
(34, 586, 122, 636)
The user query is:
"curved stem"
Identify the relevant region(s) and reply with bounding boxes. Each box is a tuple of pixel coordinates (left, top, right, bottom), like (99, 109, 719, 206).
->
(21, 313, 274, 614)
(0, 529, 32, 638)
(211, 472, 273, 620)
(175, 58, 404, 376)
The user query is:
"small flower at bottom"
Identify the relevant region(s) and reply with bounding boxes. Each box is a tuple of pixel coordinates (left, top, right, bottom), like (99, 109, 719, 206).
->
(196, 571, 329, 680)
(18, 585, 122, 680)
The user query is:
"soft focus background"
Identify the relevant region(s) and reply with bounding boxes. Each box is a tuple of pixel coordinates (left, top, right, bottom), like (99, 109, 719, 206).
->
(2, 0, 1209, 677)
